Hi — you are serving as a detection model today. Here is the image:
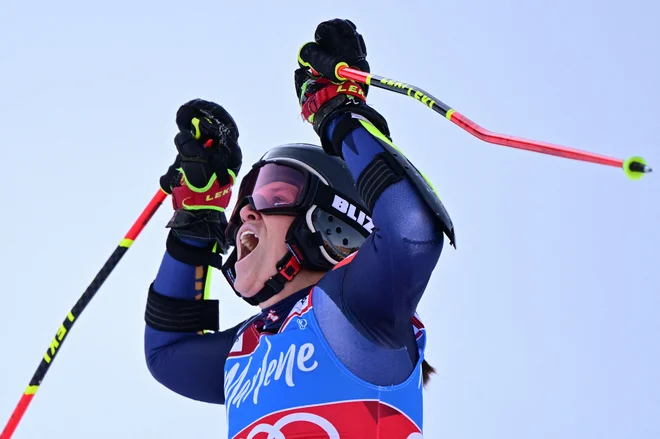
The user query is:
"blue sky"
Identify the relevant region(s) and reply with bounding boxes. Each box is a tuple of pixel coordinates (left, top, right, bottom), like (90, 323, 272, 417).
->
(1, 0, 658, 438)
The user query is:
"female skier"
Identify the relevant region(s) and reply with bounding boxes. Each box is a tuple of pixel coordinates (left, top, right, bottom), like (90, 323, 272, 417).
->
(145, 18, 455, 438)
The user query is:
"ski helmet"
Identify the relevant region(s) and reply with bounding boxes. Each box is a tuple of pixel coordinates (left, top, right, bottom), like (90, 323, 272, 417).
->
(221, 143, 373, 305)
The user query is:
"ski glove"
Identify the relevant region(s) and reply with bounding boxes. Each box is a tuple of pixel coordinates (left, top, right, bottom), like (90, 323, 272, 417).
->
(159, 99, 242, 251)
(297, 19, 370, 90)
(295, 19, 390, 156)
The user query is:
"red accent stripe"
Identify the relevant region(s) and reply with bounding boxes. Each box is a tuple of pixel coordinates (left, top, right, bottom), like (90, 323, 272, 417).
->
(411, 315, 424, 330)
(449, 111, 623, 168)
(125, 190, 167, 241)
(332, 252, 357, 271)
(0, 393, 34, 439)
(339, 66, 627, 170)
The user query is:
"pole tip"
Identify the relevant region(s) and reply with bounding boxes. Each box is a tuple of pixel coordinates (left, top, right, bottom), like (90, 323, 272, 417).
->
(623, 156, 651, 180)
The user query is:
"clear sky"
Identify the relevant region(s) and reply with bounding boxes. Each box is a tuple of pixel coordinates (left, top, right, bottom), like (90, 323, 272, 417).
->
(1, 0, 658, 438)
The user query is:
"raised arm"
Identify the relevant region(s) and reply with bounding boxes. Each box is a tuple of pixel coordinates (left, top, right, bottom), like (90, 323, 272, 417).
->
(143, 99, 244, 403)
(325, 115, 447, 347)
(295, 19, 455, 349)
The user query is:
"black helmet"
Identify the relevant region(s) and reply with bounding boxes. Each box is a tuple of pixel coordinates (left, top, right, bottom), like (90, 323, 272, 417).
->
(221, 143, 373, 305)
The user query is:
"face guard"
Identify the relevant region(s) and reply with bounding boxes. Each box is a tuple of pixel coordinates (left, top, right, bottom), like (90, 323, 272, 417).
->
(221, 157, 374, 306)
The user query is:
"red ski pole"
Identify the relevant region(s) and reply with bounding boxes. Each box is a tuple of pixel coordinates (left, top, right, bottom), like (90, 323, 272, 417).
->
(338, 66, 652, 180)
(1, 189, 168, 439)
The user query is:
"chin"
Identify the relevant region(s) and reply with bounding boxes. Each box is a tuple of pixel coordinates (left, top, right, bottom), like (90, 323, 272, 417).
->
(233, 264, 267, 299)
(233, 274, 258, 298)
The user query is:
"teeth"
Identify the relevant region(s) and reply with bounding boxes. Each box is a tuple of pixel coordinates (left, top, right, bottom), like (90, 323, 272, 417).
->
(240, 230, 258, 252)
(240, 230, 256, 242)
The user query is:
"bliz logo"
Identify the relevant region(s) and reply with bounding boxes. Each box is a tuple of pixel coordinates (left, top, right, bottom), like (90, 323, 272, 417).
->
(331, 195, 374, 233)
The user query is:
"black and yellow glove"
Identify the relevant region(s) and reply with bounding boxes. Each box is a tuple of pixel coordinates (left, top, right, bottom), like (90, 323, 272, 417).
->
(159, 99, 242, 252)
(297, 19, 370, 90)
(295, 19, 390, 155)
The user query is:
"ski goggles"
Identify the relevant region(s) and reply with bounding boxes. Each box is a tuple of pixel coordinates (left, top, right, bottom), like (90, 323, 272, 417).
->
(226, 160, 322, 245)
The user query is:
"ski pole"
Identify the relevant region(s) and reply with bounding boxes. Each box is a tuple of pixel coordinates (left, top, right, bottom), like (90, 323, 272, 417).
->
(337, 66, 652, 180)
(0, 189, 168, 439)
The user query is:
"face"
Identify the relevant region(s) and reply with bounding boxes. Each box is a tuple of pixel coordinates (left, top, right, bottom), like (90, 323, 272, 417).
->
(232, 182, 299, 297)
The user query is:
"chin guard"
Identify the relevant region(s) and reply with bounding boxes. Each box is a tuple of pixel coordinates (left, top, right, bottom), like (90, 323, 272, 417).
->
(220, 231, 305, 306)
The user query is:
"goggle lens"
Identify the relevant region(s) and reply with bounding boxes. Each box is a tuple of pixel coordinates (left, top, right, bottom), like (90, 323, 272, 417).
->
(250, 164, 307, 210)
(226, 162, 309, 243)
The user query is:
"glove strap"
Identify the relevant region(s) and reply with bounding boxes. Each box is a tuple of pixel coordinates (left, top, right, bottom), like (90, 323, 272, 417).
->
(171, 172, 234, 212)
(301, 80, 366, 124)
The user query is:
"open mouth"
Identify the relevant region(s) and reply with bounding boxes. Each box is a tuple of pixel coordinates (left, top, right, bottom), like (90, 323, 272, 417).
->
(238, 230, 259, 261)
